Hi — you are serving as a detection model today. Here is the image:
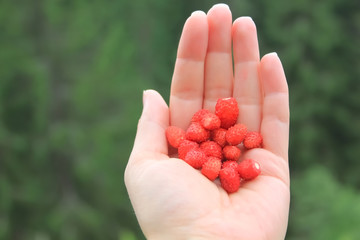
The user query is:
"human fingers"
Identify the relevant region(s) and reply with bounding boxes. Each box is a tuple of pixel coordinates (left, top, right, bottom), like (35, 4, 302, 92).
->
(129, 90, 169, 165)
(232, 17, 262, 131)
(203, 4, 233, 111)
(170, 11, 208, 129)
(259, 53, 289, 160)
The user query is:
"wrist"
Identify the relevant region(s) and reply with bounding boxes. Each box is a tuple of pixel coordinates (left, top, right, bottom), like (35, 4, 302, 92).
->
(145, 225, 216, 240)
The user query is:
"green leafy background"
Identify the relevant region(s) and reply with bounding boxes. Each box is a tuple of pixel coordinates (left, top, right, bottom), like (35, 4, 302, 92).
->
(0, 0, 359, 239)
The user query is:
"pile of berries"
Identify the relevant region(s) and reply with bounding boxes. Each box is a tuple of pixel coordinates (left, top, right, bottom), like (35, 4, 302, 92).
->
(166, 97, 263, 193)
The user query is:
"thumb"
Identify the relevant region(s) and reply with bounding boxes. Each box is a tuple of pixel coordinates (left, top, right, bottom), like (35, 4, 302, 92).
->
(130, 90, 169, 164)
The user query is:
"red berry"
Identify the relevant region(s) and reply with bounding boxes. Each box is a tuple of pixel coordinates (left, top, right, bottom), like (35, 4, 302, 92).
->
(215, 97, 239, 129)
(163, 97, 262, 193)
(243, 131, 263, 149)
(201, 157, 222, 181)
(219, 167, 241, 193)
(186, 122, 210, 143)
(226, 124, 247, 146)
(222, 160, 238, 170)
(165, 126, 186, 148)
(201, 112, 221, 130)
(178, 140, 199, 160)
(191, 109, 211, 122)
(238, 159, 261, 180)
(184, 149, 207, 169)
(223, 145, 241, 161)
(200, 141, 223, 159)
(211, 128, 227, 147)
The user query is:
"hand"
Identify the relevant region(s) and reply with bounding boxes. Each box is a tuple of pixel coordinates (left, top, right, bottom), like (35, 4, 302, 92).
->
(125, 4, 290, 239)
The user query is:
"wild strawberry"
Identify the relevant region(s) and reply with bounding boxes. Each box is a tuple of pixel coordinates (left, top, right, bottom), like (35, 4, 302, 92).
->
(178, 140, 199, 160)
(215, 97, 239, 129)
(226, 123, 247, 146)
(165, 126, 186, 148)
(201, 157, 222, 181)
(200, 141, 223, 159)
(211, 128, 227, 147)
(219, 166, 241, 193)
(184, 149, 207, 169)
(243, 131, 263, 149)
(191, 109, 211, 122)
(201, 112, 221, 130)
(222, 160, 238, 170)
(164, 96, 264, 194)
(223, 145, 241, 161)
(186, 122, 210, 143)
(238, 159, 261, 180)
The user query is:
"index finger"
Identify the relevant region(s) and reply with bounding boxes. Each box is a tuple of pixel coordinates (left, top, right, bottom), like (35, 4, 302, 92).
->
(169, 11, 208, 130)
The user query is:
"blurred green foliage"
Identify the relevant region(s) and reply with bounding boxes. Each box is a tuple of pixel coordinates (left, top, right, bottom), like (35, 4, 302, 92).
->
(0, 0, 359, 239)
(289, 166, 360, 240)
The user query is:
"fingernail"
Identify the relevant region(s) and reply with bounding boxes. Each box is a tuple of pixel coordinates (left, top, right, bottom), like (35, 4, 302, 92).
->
(268, 52, 278, 58)
(243, 16, 253, 20)
(142, 90, 149, 109)
(234, 16, 254, 24)
(191, 10, 206, 16)
(213, 3, 230, 9)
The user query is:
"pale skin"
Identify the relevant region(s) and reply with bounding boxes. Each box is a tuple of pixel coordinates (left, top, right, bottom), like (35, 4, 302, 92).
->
(125, 4, 290, 240)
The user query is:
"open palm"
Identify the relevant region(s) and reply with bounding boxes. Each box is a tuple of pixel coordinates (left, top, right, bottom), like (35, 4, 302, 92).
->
(125, 4, 290, 240)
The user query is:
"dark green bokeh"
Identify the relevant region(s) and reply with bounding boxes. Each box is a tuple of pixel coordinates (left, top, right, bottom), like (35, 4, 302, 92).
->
(0, 0, 359, 239)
